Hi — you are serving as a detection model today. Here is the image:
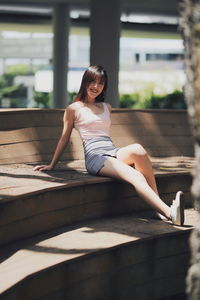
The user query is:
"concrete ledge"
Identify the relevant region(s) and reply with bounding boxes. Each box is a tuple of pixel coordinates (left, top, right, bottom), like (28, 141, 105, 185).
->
(0, 109, 194, 164)
(0, 158, 194, 247)
(0, 209, 197, 300)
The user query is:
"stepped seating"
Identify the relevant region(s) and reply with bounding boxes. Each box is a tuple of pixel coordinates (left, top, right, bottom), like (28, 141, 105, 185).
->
(0, 209, 198, 300)
(0, 108, 196, 299)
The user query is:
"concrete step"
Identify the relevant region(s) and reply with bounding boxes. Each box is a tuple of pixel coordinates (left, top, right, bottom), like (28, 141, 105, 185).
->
(0, 160, 193, 247)
(0, 209, 197, 300)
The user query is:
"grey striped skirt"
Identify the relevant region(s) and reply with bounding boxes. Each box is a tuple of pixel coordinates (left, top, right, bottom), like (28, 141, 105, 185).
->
(83, 136, 120, 175)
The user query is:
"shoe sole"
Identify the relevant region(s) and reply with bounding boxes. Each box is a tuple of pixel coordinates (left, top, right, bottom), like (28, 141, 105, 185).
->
(180, 194, 185, 226)
(176, 191, 185, 226)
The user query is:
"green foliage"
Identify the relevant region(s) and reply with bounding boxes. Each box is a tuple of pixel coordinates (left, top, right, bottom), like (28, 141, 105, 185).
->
(120, 90, 186, 109)
(0, 64, 31, 108)
(68, 92, 77, 104)
(9, 98, 27, 108)
(120, 94, 136, 108)
(0, 74, 27, 108)
(162, 90, 186, 109)
(32, 91, 77, 108)
(0, 84, 26, 98)
(6, 64, 33, 76)
(33, 91, 51, 108)
(0, 76, 7, 88)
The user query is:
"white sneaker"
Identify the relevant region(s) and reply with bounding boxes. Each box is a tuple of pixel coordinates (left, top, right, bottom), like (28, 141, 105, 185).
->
(170, 191, 185, 226)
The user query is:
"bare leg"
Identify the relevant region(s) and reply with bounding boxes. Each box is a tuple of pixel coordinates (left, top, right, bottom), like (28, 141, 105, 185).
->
(116, 144, 159, 195)
(99, 156, 170, 219)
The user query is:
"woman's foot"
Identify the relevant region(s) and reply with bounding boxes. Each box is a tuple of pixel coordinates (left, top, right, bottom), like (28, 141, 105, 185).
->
(169, 191, 185, 226)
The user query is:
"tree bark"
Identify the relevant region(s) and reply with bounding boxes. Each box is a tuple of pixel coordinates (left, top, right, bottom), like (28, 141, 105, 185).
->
(179, 0, 200, 299)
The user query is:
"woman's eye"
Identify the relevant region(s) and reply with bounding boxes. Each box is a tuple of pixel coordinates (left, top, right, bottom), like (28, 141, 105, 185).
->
(89, 81, 104, 86)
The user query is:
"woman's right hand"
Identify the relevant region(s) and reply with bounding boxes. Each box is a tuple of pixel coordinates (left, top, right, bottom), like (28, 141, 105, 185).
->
(33, 164, 53, 172)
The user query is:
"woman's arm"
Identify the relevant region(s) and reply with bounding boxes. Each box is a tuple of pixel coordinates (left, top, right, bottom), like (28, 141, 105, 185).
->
(34, 106, 75, 171)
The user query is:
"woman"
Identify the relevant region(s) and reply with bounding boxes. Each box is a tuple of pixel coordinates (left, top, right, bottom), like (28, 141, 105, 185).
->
(34, 65, 185, 226)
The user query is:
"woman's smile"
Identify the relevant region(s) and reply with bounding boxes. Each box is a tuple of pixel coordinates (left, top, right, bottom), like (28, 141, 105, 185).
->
(86, 80, 104, 100)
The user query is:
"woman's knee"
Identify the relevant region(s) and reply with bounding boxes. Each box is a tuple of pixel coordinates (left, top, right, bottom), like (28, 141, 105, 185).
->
(129, 168, 148, 186)
(129, 143, 147, 156)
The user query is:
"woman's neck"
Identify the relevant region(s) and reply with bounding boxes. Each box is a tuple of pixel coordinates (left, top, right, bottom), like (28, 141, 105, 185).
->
(85, 97, 96, 104)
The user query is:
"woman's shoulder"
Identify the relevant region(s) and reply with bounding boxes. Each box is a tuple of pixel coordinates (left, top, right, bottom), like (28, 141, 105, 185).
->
(66, 101, 85, 119)
(67, 101, 84, 112)
(104, 102, 112, 112)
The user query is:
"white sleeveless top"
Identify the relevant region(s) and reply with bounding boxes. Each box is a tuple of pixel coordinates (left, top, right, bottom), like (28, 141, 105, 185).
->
(74, 102, 111, 141)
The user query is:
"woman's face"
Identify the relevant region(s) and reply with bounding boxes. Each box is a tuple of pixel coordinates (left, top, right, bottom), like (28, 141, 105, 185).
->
(86, 79, 105, 102)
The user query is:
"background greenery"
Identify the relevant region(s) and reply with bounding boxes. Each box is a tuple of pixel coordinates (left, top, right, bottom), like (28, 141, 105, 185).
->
(0, 64, 186, 109)
(119, 90, 186, 109)
(0, 66, 28, 108)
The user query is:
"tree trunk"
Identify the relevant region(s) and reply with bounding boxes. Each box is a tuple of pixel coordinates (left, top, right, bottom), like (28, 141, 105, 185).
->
(179, 0, 200, 299)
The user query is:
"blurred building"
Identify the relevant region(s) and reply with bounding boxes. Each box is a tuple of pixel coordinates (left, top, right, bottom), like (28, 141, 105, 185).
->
(0, 1, 182, 107)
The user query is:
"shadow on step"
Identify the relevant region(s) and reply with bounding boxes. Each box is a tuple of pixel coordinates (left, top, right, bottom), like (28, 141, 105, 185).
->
(0, 210, 195, 264)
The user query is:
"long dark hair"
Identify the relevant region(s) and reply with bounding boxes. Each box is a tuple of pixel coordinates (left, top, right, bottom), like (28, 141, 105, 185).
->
(75, 65, 108, 102)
